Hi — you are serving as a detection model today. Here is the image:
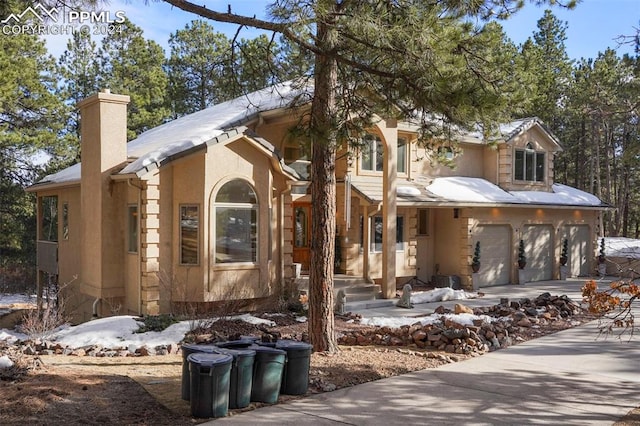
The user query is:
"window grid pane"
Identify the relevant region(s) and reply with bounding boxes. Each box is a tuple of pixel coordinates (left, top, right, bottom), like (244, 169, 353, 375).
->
(397, 138, 407, 173)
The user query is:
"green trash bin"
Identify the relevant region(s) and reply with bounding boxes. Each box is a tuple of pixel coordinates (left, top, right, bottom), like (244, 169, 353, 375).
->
(248, 345, 286, 404)
(213, 348, 256, 409)
(275, 340, 313, 395)
(181, 343, 218, 401)
(188, 352, 233, 418)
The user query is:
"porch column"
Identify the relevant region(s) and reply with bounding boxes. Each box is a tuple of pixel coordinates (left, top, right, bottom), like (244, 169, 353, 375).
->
(381, 119, 397, 299)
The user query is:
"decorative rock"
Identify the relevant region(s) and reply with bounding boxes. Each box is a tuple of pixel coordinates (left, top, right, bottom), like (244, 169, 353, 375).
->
(454, 303, 473, 314)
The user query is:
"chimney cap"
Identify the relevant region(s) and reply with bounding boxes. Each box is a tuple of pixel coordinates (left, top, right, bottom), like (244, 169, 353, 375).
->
(102, 88, 111, 94)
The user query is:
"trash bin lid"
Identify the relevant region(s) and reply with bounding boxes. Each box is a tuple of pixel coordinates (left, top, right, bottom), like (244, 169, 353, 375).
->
(187, 352, 233, 366)
(216, 338, 255, 348)
(214, 347, 256, 358)
(182, 343, 218, 353)
(275, 340, 313, 351)
(248, 344, 286, 355)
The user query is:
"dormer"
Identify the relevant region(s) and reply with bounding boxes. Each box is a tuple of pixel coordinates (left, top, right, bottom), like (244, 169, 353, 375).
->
(495, 118, 562, 192)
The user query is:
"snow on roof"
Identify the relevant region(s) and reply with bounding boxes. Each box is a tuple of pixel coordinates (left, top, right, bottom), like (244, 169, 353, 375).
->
(427, 177, 517, 203)
(38, 162, 81, 185)
(35, 81, 312, 184)
(121, 81, 311, 175)
(426, 177, 604, 207)
(512, 184, 602, 206)
(605, 237, 640, 259)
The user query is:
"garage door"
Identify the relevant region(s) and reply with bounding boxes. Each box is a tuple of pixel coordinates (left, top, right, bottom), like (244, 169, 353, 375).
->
(564, 225, 590, 277)
(523, 225, 553, 281)
(473, 225, 511, 287)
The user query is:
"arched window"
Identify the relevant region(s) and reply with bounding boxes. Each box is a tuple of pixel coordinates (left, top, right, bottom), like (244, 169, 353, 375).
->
(214, 179, 258, 263)
(514, 142, 545, 182)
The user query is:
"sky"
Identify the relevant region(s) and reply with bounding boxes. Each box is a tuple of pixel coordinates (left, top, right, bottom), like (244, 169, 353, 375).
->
(38, 0, 638, 62)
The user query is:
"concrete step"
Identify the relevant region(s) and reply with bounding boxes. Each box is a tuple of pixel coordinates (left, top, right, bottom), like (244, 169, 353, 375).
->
(295, 275, 380, 302)
(344, 298, 395, 312)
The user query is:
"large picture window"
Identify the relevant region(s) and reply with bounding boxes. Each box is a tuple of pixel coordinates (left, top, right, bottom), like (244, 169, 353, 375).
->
(514, 143, 545, 182)
(215, 179, 258, 263)
(370, 215, 404, 252)
(180, 205, 199, 264)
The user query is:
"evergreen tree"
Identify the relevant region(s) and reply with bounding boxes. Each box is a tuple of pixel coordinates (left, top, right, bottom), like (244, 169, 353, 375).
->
(0, 26, 67, 288)
(167, 20, 233, 117)
(161, 0, 575, 352)
(99, 18, 170, 139)
(57, 31, 101, 140)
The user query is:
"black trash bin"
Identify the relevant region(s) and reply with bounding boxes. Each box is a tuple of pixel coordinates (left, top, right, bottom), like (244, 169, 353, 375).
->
(188, 352, 233, 418)
(213, 347, 256, 409)
(181, 343, 218, 401)
(248, 344, 286, 404)
(275, 340, 313, 395)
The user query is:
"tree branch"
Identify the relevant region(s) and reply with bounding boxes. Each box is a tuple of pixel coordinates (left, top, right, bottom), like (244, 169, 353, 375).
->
(161, 0, 324, 55)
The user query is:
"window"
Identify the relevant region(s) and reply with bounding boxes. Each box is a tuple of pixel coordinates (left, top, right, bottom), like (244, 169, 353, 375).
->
(361, 134, 408, 173)
(180, 205, 199, 264)
(62, 202, 69, 240)
(361, 134, 384, 172)
(371, 215, 404, 252)
(128, 205, 138, 253)
(294, 206, 308, 248)
(215, 179, 258, 263)
(417, 209, 430, 236)
(515, 143, 545, 182)
(397, 138, 407, 174)
(39, 196, 58, 241)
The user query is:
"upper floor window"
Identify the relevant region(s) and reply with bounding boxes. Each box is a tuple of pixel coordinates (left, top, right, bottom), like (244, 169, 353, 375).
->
(361, 134, 408, 174)
(397, 137, 407, 174)
(514, 143, 545, 182)
(214, 179, 258, 264)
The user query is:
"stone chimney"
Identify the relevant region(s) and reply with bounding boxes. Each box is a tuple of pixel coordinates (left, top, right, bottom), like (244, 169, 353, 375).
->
(78, 90, 130, 302)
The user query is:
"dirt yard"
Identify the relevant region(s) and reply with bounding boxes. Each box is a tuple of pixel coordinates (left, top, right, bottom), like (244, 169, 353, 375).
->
(1, 304, 638, 425)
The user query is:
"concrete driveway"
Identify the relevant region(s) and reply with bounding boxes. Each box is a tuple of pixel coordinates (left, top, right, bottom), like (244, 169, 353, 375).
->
(209, 278, 640, 425)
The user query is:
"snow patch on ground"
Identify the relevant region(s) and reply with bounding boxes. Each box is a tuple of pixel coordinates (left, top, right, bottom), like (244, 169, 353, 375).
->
(0, 355, 14, 369)
(0, 313, 277, 349)
(360, 312, 493, 329)
(411, 287, 479, 304)
(605, 237, 640, 259)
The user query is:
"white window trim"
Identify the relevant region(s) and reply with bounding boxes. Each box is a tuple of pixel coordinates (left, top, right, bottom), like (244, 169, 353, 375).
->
(514, 143, 545, 183)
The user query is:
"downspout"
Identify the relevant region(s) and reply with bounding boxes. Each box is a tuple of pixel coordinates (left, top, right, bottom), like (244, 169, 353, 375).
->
(128, 178, 143, 315)
(280, 183, 292, 291)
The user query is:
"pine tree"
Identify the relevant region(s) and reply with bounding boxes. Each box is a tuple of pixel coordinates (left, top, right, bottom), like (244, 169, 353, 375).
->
(99, 18, 171, 139)
(0, 27, 67, 287)
(161, 0, 575, 352)
(167, 20, 234, 117)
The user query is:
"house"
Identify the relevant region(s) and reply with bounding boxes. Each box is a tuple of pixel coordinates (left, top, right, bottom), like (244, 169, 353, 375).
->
(28, 82, 607, 322)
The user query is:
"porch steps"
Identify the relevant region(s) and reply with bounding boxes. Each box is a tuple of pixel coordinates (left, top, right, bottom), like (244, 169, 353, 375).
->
(295, 274, 382, 304)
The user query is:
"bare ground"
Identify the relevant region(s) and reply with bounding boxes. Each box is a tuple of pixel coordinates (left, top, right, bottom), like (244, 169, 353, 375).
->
(2, 310, 638, 425)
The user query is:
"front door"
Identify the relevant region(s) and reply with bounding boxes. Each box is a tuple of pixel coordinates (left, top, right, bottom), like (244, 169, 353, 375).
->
(293, 203, 311, 272)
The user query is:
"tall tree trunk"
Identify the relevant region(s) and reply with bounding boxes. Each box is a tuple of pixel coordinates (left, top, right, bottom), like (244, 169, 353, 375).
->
(308, 13, 339, 353)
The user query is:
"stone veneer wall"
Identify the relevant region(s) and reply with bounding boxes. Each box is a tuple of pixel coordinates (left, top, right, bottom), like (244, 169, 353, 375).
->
(140, 175, 161, 315)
